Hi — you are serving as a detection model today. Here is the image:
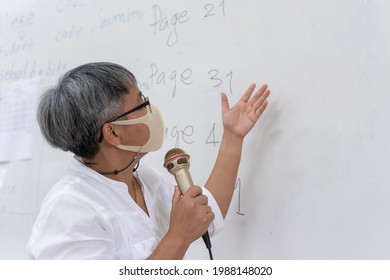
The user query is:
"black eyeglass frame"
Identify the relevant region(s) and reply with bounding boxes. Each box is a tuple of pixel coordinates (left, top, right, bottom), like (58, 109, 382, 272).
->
(97, 92, 150, 143)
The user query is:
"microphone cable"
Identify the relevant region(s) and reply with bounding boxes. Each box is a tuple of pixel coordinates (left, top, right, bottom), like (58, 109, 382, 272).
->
(207, 247, 213, 260)
(202, 232, 213, 260)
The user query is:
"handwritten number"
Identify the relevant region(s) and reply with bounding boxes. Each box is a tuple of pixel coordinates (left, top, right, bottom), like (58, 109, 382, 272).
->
(204, 1, 226, 18)
(208, 69, 234, 94)
(235, 178, 245, 215)
(204, 4, 214, 18)
(220, 0, 226, 17)
(226, 70, 233, 94)
(205, 122, 220, 147)
(208, 69, 222, 88)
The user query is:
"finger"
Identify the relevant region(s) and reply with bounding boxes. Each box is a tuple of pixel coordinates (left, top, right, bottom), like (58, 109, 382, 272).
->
(204, 205, 212, 214)
(185, 185, 202, 198)
(255, 99, 269, 118)
(240, 83, 256, 103)
(195, 194, 208, 205)
(220, 92, 230, 114)
(249, 84, 268, 107)
(172, 186, 182, 205)
(253, 88, 271, 110)
(206, 209, 215, 222)
(200, 205, 213, 220)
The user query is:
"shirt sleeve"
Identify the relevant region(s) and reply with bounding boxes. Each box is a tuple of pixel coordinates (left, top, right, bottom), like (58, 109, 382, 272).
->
(202, 187, 224, 237)
(27, 193, 115, 260)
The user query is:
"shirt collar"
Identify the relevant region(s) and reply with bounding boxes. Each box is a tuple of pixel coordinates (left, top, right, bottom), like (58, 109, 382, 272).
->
(70, 157, 129, 192)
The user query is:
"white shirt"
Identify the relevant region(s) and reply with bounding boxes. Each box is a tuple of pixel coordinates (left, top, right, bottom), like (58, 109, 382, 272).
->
(27, 158, 223, 259)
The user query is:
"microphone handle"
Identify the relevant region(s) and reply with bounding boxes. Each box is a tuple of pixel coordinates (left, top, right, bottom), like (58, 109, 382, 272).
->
(173, 168, 193, 193)
(174, 170, 213, 255)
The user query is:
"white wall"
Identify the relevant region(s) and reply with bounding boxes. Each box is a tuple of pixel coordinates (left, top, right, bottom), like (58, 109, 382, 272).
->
(1, 0, 389, 259)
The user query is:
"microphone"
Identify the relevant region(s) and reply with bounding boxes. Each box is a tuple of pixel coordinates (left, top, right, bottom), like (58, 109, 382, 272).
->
(164, 148, 213, 260)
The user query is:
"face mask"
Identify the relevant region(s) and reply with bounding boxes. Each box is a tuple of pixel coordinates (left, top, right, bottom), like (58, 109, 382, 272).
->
(110, 104, 165, 153)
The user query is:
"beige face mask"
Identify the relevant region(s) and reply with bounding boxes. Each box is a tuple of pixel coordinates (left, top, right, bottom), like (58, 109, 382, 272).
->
(110, 104, 165, 153)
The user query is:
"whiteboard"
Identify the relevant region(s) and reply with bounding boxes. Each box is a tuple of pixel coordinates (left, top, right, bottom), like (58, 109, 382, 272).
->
(1, 0, 390, 259)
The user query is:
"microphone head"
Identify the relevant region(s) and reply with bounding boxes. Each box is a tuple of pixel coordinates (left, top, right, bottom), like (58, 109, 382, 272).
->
(163, 148, 191, 175)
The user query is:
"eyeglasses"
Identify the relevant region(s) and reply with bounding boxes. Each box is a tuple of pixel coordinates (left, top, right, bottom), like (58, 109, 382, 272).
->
(98, 92, 150, 143)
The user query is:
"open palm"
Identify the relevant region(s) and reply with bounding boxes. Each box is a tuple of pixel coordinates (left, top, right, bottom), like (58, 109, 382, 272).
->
(221, 84, 270, 139)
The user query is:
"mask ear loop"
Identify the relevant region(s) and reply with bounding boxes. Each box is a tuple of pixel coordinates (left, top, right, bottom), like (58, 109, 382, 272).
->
(99, 149, 141, 175)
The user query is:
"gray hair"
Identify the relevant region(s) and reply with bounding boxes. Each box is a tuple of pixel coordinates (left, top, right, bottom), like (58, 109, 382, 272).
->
(37, 62, 137, 158)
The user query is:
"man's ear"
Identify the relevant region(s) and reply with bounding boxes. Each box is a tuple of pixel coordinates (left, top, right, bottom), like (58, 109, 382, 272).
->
(101, 123, 121, 146)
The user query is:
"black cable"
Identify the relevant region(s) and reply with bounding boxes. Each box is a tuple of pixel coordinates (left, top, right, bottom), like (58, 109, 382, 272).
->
(202, 232, 213, 260)
(98, 152, 140, 175)
(207, 247, 214, 260)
